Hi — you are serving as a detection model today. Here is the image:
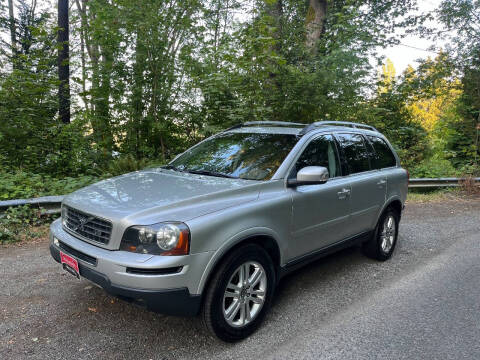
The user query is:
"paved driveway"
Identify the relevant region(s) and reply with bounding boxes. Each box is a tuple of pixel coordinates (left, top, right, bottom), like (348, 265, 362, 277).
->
(1, 198, 479, 359)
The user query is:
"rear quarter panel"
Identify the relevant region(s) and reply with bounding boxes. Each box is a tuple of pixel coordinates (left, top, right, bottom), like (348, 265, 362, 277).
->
(385, 167, 408, 210)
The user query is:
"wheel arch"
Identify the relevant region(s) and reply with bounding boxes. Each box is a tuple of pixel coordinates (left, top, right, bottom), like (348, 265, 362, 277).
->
(380, 196, 403, 221)
(196, 229, 282, 295)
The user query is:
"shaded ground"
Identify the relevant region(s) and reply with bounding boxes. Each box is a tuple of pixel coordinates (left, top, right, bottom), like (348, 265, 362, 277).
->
(1, 197, 479, 359)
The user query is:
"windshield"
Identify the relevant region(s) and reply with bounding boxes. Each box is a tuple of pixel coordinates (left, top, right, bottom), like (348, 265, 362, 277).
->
(169, 132, 299, 180)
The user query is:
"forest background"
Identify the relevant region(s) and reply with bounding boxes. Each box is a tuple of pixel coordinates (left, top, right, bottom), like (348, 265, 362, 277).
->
(0, 0, 479, 201)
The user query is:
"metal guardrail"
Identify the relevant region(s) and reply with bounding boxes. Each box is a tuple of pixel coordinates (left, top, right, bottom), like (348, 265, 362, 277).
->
(0, 177, 478, 214)
(0, 195, 64, 215)
(408, 177, 480, 188)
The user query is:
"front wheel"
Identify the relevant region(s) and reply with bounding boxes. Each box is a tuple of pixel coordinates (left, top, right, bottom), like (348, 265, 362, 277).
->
(362, 209, 399, 261)
(201, 244, 276, 342)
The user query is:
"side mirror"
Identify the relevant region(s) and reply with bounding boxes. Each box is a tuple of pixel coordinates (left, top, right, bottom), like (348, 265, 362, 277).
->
(287, 166, 329, 187)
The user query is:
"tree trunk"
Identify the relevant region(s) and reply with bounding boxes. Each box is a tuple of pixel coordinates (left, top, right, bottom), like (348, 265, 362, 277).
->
(8, 0, 17, 66)
(79, 18, 88, 111)
(267, 0, 283, 51)
(58, 0, 70, 124)
(130, 32, 146, 159)
(305, 0, 327, 51)
(475, 112, 480, 165)
(75, 0, 93, 112)
(94, 49, 114, 154)
(265, 0, 284, 120)
(213, 0, 221, 68)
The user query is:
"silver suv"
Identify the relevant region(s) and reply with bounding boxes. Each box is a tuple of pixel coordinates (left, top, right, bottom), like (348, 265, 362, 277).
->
(49, 121, 408, 341)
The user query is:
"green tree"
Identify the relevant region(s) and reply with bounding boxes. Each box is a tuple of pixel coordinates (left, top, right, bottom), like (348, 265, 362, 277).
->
(196, 0, 423, 134)
(359, 59, 430, 170)
(0, 1, 58, 171)
(437, 0, 480, 168)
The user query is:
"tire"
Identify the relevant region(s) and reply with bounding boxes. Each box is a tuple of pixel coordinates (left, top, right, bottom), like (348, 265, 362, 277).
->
(362, 208, 399, 261)
(201, 244, 276, 342)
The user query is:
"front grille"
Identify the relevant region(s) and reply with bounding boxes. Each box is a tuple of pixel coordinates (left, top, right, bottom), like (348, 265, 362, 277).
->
(63, 206, 112, 245)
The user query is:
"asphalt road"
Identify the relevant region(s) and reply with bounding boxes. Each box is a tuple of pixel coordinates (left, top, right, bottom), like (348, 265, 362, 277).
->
(1, 198, 479, 360)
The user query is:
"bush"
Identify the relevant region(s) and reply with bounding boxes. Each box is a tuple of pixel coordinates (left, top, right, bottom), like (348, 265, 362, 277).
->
(410, 156, 460, 178)
(0, 171, 99, 200)
(105, 155, 165, 177)
(0, 205, 54, 244)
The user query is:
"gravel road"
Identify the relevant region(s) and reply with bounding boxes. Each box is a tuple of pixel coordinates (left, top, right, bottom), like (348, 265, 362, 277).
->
(1, 198, 479, 360)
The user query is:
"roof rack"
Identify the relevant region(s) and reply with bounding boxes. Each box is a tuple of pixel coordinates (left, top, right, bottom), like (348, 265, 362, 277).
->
(245, 121, 305, 127)
(299, 121, 378, 135)
(225, 121, 306, 132)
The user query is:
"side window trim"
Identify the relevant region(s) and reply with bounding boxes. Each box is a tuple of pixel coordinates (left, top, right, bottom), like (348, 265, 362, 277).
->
(286, 133, 343, 180)
(365, 135, 398, 170)
(333, 132, 377, 177)
(330, 135, 344, 178)
(332, 134, 349, 177)
(360, 134, 376, 172)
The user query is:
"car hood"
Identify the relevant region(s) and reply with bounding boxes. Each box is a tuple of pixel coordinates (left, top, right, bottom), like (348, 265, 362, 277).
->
(63, 168, 260, 225)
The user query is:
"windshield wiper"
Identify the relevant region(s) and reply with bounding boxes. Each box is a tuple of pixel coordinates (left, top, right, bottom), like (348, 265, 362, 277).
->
(185, 169, 238, 179)
(161, 165, 180, 171)
(161, 165, 237, 179)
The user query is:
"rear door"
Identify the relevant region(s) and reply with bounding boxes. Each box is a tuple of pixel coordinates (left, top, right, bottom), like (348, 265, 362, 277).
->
(335, 133, 386, 238)
(289, 134, 351, 260)
(365, 134, 400, 213)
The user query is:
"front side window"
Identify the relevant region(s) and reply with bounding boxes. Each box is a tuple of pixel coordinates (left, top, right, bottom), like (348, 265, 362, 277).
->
(336, 133, 371, 174)
(169, 132, 298, 180)
(366, 135, 397, 169)
(291, 135, 341, 178)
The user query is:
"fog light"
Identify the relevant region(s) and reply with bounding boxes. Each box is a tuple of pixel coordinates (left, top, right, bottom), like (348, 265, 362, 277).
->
(53, 237, 59, 246)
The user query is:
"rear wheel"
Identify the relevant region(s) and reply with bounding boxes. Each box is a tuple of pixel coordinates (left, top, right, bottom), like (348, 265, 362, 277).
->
(201, 244, 275, 342)
(362, 209, 399, 261)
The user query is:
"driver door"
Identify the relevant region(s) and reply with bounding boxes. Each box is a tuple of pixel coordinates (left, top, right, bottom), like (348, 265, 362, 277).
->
(288, 134, 351, 260)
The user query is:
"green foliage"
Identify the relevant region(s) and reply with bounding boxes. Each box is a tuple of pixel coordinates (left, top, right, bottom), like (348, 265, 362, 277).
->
(0, 0, 478, 199)
(410, 156, 460, 178)
(65, 0, 425, 163)
(0, 205, 53, 244)
(438, 0, 480, 65)
(358, 60, 430, 170)
(444, 64, 480, 167)
(0, 2, 99, 176)
(105, 155, 165, 177)
(0, 171, 99, 200)
(436, 1, 480, 167)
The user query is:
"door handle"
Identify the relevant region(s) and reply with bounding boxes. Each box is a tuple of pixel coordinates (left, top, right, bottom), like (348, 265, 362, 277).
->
(377, 179, 387, 186)
(337, 188, 351, 199)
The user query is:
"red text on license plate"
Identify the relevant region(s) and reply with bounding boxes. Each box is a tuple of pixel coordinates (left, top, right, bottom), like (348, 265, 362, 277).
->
(60, 251, 79, 276)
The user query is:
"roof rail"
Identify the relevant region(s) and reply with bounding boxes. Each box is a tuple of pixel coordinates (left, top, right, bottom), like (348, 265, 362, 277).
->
(243, 121, 305, 128)
(224, 121, 305, 132)
(299, 121, 378, 135)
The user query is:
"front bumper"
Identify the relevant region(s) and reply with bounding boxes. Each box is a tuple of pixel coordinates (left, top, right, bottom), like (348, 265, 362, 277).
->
(49, 219, 213, 316)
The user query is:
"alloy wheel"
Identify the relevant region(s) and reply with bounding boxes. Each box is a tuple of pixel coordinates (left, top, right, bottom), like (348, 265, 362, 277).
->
(380, 215, 396, 253)
(222, 261, 267, 328)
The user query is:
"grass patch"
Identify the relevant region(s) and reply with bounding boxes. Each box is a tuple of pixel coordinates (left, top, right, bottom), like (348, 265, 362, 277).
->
(407, 188, 461, 203)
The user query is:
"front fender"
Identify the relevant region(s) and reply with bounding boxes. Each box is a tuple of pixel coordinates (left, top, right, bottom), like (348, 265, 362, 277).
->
(195, 227, 283, 294)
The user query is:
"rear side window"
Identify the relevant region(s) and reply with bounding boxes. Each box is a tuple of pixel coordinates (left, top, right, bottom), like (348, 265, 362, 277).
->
(291, 135, 341, 178)
(336, 133, 370, 174)
(367, 136, 397, 169)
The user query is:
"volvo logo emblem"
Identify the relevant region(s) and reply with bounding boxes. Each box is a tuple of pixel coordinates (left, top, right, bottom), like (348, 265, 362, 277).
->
(72, 215, 94, 232)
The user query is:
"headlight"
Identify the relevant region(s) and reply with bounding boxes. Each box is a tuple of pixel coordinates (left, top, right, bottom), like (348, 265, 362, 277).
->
(61, 206, 67, 227)
(120, 222, 190, 256)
